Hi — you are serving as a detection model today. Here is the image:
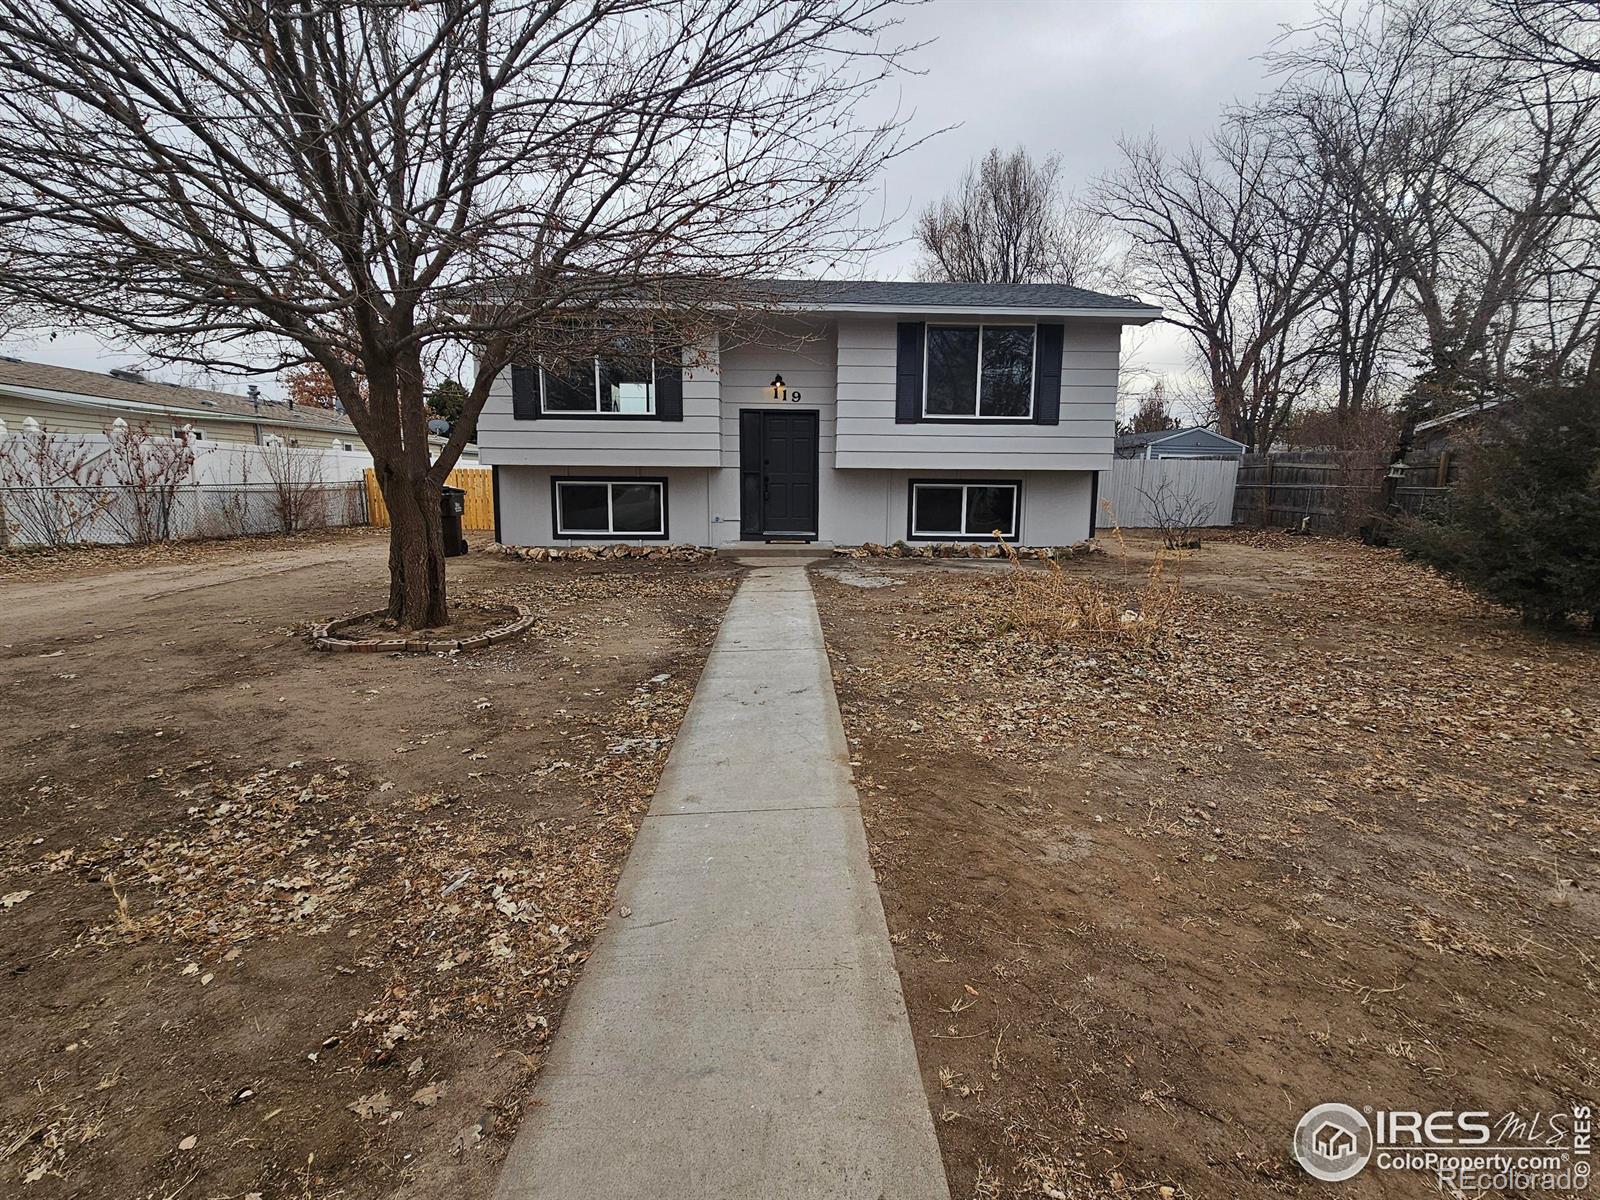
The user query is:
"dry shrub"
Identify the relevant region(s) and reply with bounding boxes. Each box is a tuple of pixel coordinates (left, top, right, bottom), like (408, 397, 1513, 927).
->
(993, 535, 1179, 647)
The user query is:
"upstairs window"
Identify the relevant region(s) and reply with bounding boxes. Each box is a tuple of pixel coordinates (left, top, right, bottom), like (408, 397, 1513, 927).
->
(924, 325, 1035, 419)
(540, 340, 656, 415)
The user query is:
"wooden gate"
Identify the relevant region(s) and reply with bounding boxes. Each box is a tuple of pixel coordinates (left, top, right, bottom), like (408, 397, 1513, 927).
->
(364, 467, 496, 531)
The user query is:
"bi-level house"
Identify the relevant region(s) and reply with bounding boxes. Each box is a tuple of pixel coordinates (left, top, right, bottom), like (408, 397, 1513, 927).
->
(478, 281, 1160, 548)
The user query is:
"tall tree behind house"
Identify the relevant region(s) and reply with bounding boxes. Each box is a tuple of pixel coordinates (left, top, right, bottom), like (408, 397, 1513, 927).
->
(1093, 114, 1340, 452)
(915, 147, 1118, 289)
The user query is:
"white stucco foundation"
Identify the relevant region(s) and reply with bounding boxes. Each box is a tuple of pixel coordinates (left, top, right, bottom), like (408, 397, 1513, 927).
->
(493, 464, 1095, 548)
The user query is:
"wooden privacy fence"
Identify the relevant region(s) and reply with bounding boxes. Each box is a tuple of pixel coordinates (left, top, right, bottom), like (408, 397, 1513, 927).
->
(1231, 453, 1455, 534)
(364, 467, 496, 530)
(1094, 456, 1239, 529)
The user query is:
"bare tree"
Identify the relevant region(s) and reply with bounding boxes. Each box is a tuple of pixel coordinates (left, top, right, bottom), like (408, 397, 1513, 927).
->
(1462, 0, 1600, 80)
(916, 147, 1118, 287)
(1267, 0, 1600, 405)
(260, 442, 329, 536)
(1136, 474, 1216, 550)
(0, 0, 914, 625)
(1093, 115, 1338, 451)
(0, 426, 111, 546)
(103, 422, 197, 544)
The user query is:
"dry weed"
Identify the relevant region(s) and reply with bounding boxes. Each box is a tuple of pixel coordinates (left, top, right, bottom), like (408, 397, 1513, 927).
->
(991, 536, 1180, 647)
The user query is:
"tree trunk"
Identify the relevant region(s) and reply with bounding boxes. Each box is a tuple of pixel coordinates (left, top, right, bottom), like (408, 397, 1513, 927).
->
(376, 463, 448, 629)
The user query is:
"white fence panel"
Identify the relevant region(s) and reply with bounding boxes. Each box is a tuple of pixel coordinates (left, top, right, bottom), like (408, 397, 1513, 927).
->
(1, 429, 372, 546)
(190, 442, 374, 486)
(1095, 457, 1239, 529)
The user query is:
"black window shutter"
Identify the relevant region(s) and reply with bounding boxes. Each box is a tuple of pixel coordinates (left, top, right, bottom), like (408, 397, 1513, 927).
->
(511, 365, 540, 420)
(1033, 323, 1064, 425)
(656, 348, 684, 421)
(895, 322, 925, 424)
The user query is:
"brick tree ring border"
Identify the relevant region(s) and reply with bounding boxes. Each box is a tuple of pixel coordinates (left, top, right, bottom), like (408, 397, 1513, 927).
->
(310, 601, 536, 654)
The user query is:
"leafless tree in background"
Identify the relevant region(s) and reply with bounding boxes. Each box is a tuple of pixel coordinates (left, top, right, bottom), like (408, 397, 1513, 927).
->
(1267, 0, 1600, 404)
(1095, 0, 1600, 455)
(1094, 116, 1338, 451)
(0, 0, 915, 625)
(103, 423, 197, 544)
(0, 427, 110, 546)
(260, 442, 329, 536)
(916, 147, 1118, 288)
(1462, 0, 1600, 79)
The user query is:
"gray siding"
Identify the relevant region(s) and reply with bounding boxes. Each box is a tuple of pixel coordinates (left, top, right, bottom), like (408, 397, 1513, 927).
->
(834, 317, 1119, 470)
(478, 340, 721, 467)
(717, 320, 837, 466)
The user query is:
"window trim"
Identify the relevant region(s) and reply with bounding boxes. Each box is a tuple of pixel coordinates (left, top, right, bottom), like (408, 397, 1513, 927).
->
(906, 478, 1022, 542)
(538, 353, 658, 418)
(550, 476, 670, 540)
(921, 323, 1037, 421)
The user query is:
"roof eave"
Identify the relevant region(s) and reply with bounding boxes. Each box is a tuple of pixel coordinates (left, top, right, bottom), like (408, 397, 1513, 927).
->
(767, 301, 1163, 324)
(0, 383, 355, 434)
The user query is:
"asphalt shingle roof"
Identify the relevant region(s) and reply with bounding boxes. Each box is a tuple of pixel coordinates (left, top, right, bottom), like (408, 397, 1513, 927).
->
(1115, 426, 1242, 449)
(743, 279, 1157, 312)
(0, 357, 356, 433)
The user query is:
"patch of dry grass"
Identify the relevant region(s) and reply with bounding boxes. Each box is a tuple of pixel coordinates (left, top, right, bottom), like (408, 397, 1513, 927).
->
(989, 534, 1180, 647)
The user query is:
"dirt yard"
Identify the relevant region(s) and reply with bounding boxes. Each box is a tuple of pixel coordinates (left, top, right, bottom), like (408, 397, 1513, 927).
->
(813, 533, 1599, 1199)
(0, 530, 739, 1198)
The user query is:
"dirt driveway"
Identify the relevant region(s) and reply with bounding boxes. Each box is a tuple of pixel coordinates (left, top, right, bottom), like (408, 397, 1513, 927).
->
(813, 533, 1599, 1199)
(0, 531, 738, 1198)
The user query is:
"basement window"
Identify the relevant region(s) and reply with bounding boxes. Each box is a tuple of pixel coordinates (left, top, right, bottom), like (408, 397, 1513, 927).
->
(924, 325, 1035, 419)
(909, 481, 1019, 540)
(553, 478, 667, 538)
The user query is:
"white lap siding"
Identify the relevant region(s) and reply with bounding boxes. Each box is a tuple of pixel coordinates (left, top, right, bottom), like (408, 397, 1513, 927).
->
(833, 317, 1119, 471)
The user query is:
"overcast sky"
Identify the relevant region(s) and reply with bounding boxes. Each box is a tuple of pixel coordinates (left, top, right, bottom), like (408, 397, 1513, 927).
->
(0, 0, 1317, 407)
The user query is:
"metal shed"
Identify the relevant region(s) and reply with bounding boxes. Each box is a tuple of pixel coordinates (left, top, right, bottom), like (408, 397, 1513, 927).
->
(1115, 426, 1247, 460)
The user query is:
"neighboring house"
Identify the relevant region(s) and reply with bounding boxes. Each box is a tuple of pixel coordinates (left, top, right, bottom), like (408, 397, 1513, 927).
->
(1409, 400, 1504, 458)
(1115, 426, 1246, 460)
(0, 356, 362, 450)
(478, 281, 1161, 547)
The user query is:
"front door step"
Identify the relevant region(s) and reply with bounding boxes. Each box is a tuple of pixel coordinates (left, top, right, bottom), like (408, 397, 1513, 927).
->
(715, 541, 834, 559)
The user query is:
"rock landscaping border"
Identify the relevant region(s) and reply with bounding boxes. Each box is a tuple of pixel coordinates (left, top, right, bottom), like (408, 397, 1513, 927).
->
(310, 600, 535, 653)
(832, 540, 1100, 561)
(485, 540, 1095, 563)
(486, 542, 713, 562)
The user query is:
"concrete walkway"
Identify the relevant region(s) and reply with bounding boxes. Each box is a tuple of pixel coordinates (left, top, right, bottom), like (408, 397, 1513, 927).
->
(494, 562, 950, 1200)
